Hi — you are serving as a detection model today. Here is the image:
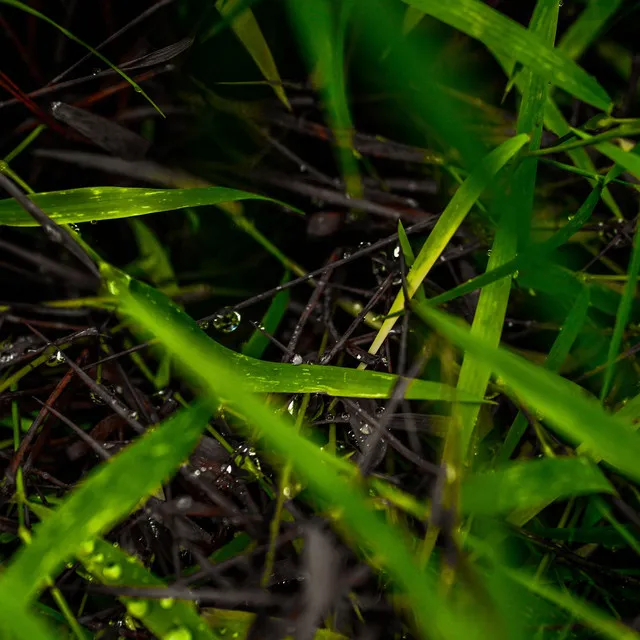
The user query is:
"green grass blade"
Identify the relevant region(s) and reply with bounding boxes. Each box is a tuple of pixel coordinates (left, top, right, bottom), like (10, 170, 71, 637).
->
(367, 134, 529, 357)
(0, 599, 60, 640)
(497, 285, 591, 464)
(0, 0, 163, 116)
(412, 301, 640, 483)
(0, 186, 290, 226)
(0, 403, 212, 605)
(428, 183, 603, 307)
(601, 216, 640, 400)
(106, 270, 487, 640)
(26, 501, 219, 640)
(572, 133, 640, 181)
(127, 219, 177, 288)
(453, 0, 555, 461)
(400, 0, 611, 110)
(558, 0, 625, 61)
(215, 0, 291, 110)
(461, 457, 614, 516)
(109, 267, 482, 402)
(468, 535, 640, 640)
(288, 0, 362, 197)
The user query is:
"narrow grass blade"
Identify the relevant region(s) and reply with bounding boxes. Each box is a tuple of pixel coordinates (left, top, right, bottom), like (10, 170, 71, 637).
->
(572, 133, 640, 181)
(127, 219, 177, 288)
(558, 0, 625, 61)
(0, 599, 60, 640)
(468, 535, 640, 640)
(367, 134, 529, 357)
(601, 217, 640, 400)
(288, 0, 362, 197)
(428, 183, 603, 308)
(461, 457, 613, 516)
(452, 1, 556, 461)
(0, 0, 163, 116)
(215, 0, 291, 110)
(400, 0, 611, 110)
(241, 275, 290, 359)
(106, 269, 487, 640)
(0, 403, 212, 604)
(412, 301, 640, 483)
(0, 186, 287, 226)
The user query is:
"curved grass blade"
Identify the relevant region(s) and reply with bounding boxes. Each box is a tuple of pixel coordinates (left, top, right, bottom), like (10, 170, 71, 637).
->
(104, 268, 489, 640)
(412, 301, 640, 483)
(107, 268, 482, 402)
(0, 403, 212, 605)
(127, 219, 177, 288)
(216, 0, 291, 110)
(461, 457, 614, 516)
(400, 0, 611, 111)
(367, 134, 529, 358)
(0, 0, 163, 116)
(0, 186, 287, 226)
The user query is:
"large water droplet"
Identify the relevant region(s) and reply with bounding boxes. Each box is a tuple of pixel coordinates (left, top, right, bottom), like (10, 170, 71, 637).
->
(211, 308, 241, 333)
(46, 350, 65, 367)
(291, 354, 303, 365)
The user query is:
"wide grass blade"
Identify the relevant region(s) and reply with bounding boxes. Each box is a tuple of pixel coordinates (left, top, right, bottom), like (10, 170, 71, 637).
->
(412, 301, 640, 483)
(0, 186, 287, 226)
(366, 134, 529, 357)
(215, 0, 291, 110)
(400, 0, 611, 110)
(106, 268, 487, 640)
(0, 403, 212, 606)
(461, 457, 614, 516)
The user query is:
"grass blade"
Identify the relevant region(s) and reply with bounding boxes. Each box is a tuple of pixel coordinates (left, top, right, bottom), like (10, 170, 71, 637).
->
(461, 457, 614, 516)
(366, 134, 529, 357)
(401, 0, 610, 111)
(0, 0, 164, 116)
(412, 301, 640, 483)
(0, 403, 212, 605)
(215, 0, 291, 110)
(0, 186, 288, 226)
(106, 268, 487, 640)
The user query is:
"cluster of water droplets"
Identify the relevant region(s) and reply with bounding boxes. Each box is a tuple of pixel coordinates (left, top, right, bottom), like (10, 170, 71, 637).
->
(200, 308, 241, 333)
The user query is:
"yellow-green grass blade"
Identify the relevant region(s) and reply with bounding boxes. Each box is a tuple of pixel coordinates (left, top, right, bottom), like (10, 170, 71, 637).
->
(400, 0, 610, 110)
(0, 403, 212, 607)
(461, 457, 614, 516)
(366, 134, 529, 358)
(105, 269, 488, 640)
(452, 0, 556, 462)
(0, 186, 293, 226)
(215, 0, 291, 110)
(127, 219, 177, 288)
(0, 0, 163, 116)
(412, 301, 640, 484)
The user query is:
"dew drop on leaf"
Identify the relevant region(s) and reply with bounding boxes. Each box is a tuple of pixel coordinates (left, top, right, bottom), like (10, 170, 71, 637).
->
(212, 308, 241, 333)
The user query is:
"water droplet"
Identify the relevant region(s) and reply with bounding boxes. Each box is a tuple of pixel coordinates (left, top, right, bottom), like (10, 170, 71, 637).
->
(90, 219, 98, 225)
(134, 85, 143, 93)
(340, 412, 350, 421)
(358, 241, 371, 249)
(128, 411, 139, 420)
(176, 496, 193, 510)
(299, 164, 307, 172)
(90, 391, 106, 406)
(375, 406, 385, 416)
(392, 245, 401, 260)
(51, 101, 62, 114)
(198, 319, 210, 330)
(486, 249, 492, 256)
(342, 249, 352, 259)
(212, 308, 241, 333)
(360, 424, 372, 435)
(160, 598, 175, 609)
(513, 270, 519, 279)
(102, 563, 122, 580)
(291, 354, 303, 365)
(91, 68, 101, 76)
(325, 413, 335, 421)
(46, 350, 65, 367)
(78, 540, 95, 556)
